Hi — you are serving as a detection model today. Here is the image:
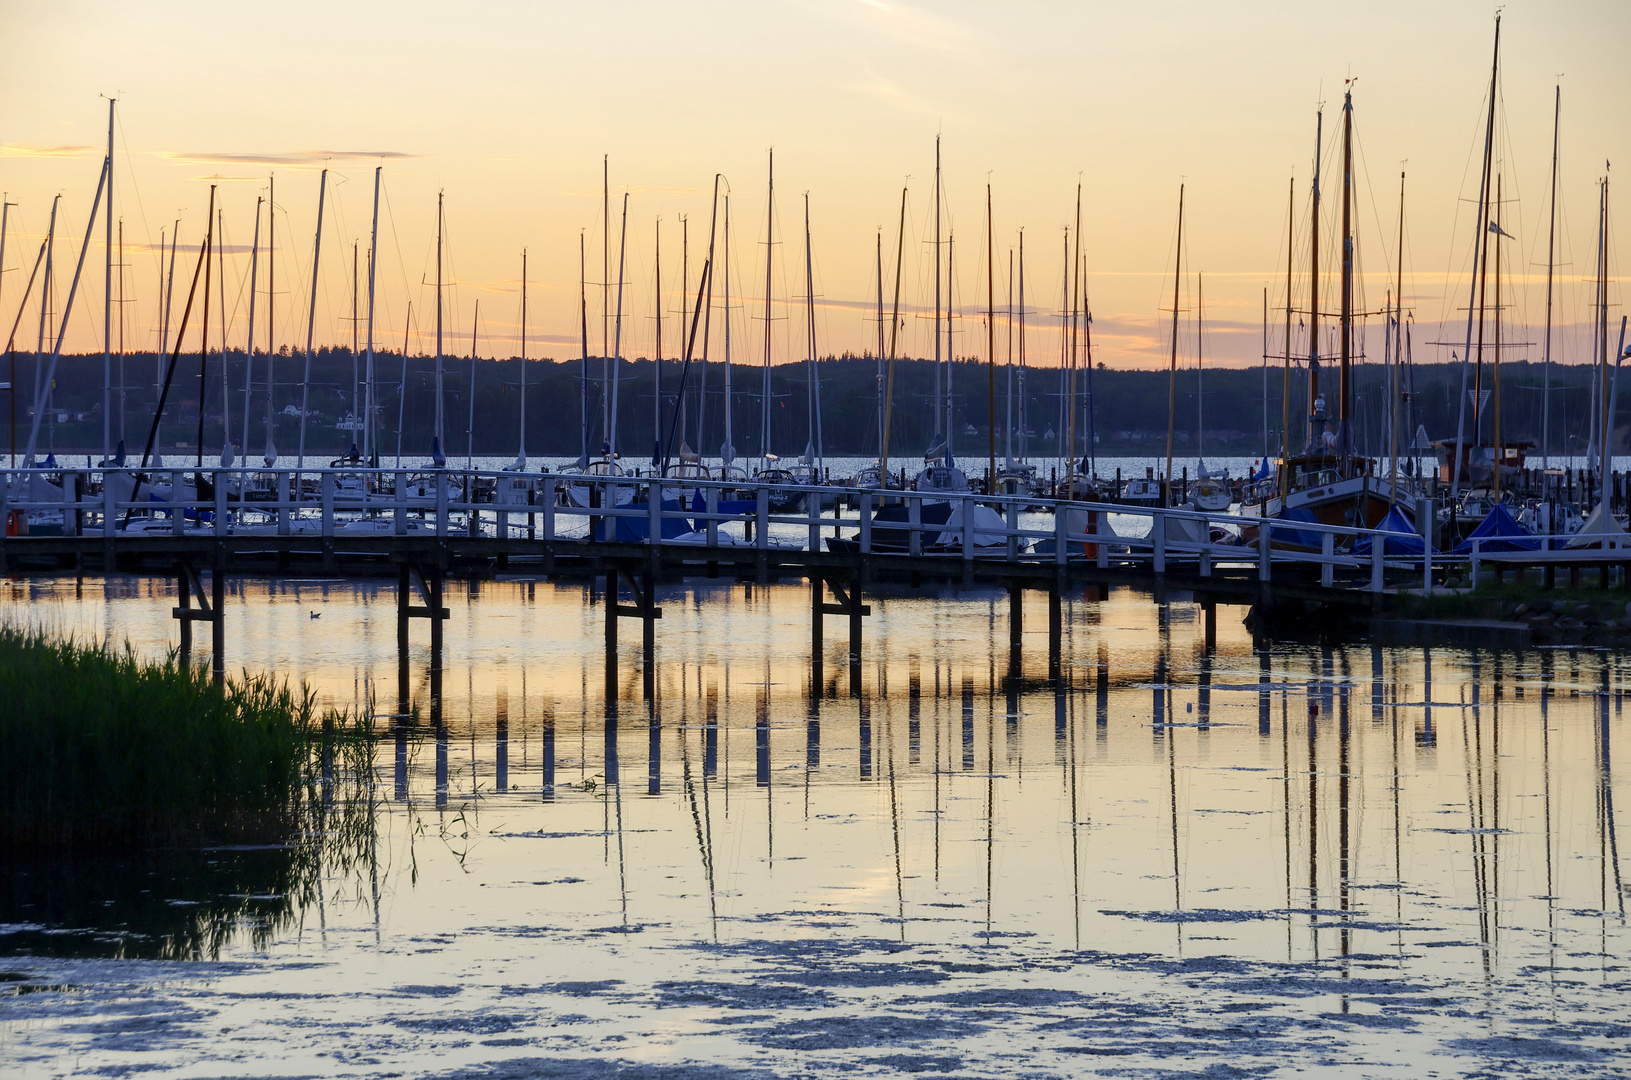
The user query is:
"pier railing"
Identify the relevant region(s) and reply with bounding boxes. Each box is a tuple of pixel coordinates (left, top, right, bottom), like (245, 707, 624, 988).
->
(3, 465, 1613, 594)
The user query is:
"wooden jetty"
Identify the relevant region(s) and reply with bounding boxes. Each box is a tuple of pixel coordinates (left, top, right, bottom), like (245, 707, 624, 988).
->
(0, 465, 1615, 696)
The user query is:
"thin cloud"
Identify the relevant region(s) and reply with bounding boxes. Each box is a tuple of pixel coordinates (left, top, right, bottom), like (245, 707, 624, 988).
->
(846, 0, 976, 53)
(0, 144, 99, 159)
(161, 149, 417, 167)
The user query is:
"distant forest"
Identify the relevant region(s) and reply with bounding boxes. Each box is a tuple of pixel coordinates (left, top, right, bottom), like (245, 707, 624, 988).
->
(6, 347, 1622, 463)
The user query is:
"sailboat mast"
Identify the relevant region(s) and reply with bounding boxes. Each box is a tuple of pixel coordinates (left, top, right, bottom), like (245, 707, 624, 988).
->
(985, 183, 996, 488)
(1163, 185, 1183, 504)
(1066, 183, 1082, 485)
(218, 206, 229, 460)
(518, 247, 527, 466)
(468, 300, 478, 468)
(1451, 14, 1501, 500)
(579, 232, 588, 464)
(722, 194, 733, 465)
(1389, 170, 1405, 493)
(804, 193, 822, 473)
(645, 221, 652, 466)
(264, 179, 274, 465)
(1338, 90, 1354, 469)
(1018, 229, 1026, 463)
(1281, 174, 1293, 489)
(297, 167, 326, 467)
(195, 187, 212, 468)
(1197, 272, 1205, 467)
(1006, 247, 1014, 465)
(876, 229, 885, 462)
(101, 97, 113, 463)
(608, 192, 629, 460)
(351, 240, 359, 438)
(241, 196, 260, 456)
(761, 151, 774, 469)
(364, 168, 380, 463)
(1597, 176, 1611, 480)
(1492, 173, 1504, 499)
(1542, 85, 1560, 470)
(880, 184, 907, 479)
(434, 192, 446, 462)
(933, 138, 943, 453)
(1308, 111, 1323, 454)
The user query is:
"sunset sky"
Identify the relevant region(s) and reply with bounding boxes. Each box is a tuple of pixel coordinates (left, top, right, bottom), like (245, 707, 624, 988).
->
(1, 0, 1626, 371)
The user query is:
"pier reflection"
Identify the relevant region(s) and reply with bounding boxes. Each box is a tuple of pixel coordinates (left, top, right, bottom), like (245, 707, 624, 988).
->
(2, 574, 1627, 986)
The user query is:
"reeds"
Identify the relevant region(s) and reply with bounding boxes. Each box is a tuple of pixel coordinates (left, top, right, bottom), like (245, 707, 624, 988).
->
(0, 628, 369, 852)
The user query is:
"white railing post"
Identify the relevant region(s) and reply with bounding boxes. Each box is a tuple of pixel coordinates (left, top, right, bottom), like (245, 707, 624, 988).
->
(1320, 531, 1335, 589)
(214, 470, 228, 536)
(1416, 496, 1432, 594)
(320, 471, 335, 538)
(1096, 508, 1109, 568)
(1152, 512, 1166, 574)
(961, 493, 974, 564)
(394, 470, 408, 535)
(1370, 527, 1385, 593)
(706, 484, 719, 547)
(909, 494, 923, 557)
(103, 471, 117, 537)
(859, 488, 873, 555)
(542, 476, 557, 542)
(435, 471, 449, 534)
(1006, 496, 1019, 562)
(1258, 519, 1272, 583)
(756, 486, 769, 552)
(276, 471, 291, 535)
(648, 480, 662, 546)
(807, 488, 820, 554)
(172, 470, 186, 536)
(1053, 506, 1066, 566)
(1470, 538, 1480, 589)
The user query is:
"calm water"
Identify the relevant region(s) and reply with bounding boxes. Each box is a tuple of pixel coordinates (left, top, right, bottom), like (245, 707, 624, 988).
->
(2, 574, 1628, 1078)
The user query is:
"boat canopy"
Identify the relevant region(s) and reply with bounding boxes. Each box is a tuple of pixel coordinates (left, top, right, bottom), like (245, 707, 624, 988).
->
(1352, 506, 1427, 557)
(1452, 502, 1538, 554)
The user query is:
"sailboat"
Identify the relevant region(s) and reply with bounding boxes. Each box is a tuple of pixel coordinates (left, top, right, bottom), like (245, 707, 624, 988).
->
(1254, 89, 1400, 538)
(913, 139, 970, 499)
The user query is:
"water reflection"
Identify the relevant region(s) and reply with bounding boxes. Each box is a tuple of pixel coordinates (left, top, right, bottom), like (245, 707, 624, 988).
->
(2, 575, 1627, 989)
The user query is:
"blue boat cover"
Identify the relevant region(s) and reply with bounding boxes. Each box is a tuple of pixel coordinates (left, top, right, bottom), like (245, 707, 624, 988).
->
(1452, 501, 1538, 554)
(1251, 458, 1274, 482)
(1352, 505, 1428, 557)
(597, 500, 692, 543)
(1264, 507, 1324, 550)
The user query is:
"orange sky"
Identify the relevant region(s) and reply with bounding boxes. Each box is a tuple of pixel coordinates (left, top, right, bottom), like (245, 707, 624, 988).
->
(0, 0, 1626, 371)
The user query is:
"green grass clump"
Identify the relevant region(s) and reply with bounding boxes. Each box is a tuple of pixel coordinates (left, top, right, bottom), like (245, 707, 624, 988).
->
(0, 628, 363, 851)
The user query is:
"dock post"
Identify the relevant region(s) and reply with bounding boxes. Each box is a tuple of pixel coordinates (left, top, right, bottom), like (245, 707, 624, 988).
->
(1009, 583, 1023, 648)
(1048, 584, 1062, 682)
(811, 573, 824, 687)
(211, 560, 225, 687)
(1202, 599, 1217, 652)
(848, 576, 863, 698)
(397, 565, 410, 656)
(176, 562, 192, 664)
(642, 570, 656, 700)
(427, 568, 444, 723)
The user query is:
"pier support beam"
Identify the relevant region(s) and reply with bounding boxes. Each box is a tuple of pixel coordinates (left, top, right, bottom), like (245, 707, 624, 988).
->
(605, 565, 663, 702)
(398, 562, 450, 722)
(1202, 599, 1217, 652)
(172, 561, 224, 688)
(811, 573, 870, 698)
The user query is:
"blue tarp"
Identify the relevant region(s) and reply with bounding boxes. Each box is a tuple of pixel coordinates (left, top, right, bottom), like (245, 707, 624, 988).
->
(596, 500, 691, 543)
(1262, 507, 1324, 550)
(1251, 458, 1274, 482)
(1352, 505, 1428, 558)
(1452, 501, 1539, 554)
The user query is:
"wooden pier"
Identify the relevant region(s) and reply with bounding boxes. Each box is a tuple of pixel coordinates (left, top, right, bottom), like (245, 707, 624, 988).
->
(0, 465, 1614, 697)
